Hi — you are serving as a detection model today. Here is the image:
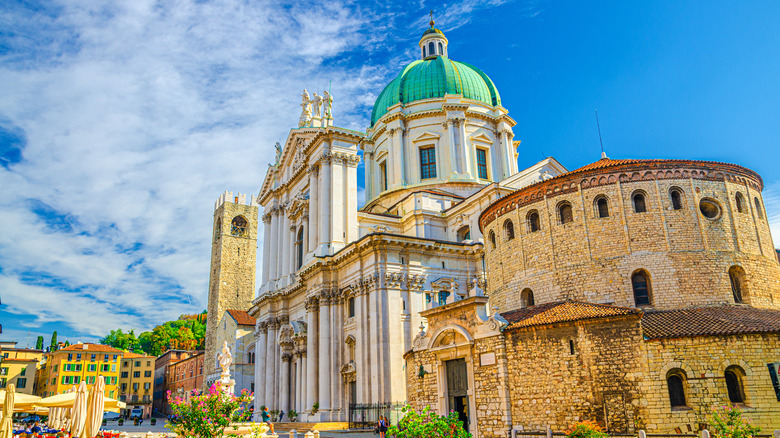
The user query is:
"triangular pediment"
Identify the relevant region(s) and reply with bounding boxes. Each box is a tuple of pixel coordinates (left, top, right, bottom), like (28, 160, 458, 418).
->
(413, 131, 441, 143)
(469, 133, 493, 144)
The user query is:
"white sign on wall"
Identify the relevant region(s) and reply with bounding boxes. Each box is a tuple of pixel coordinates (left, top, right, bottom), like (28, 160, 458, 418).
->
(480, 352, 496, 366)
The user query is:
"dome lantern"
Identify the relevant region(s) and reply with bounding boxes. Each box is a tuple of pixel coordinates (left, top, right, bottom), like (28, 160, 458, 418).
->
(419, 13, 448, 59)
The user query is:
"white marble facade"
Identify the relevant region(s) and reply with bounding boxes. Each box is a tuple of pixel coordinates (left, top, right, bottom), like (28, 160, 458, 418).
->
(249, 35, 567, 422)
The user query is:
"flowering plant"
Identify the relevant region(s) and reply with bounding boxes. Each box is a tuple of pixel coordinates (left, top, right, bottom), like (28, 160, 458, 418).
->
(165, 383, 254, 438)
(565, 421, 607, 438)
(388, 405, 471, 438)
(708, 405, 760, 438)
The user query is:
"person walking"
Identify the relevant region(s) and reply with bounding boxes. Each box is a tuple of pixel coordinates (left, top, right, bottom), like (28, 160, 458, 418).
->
(261, 407, 275, 435)
(279, 410, 284, 421)
(377, 415, 388, 438)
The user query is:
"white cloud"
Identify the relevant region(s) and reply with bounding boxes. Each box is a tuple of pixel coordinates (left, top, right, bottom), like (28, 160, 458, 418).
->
(0, 0, 516, 339)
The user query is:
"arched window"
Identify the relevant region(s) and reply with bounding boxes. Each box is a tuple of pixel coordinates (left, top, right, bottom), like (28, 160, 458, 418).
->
(729, 266, 746, 304)
(559, 202, 573, 224)
(214, 218, 222, 241)
(666, 370, 688, 408)
(504, 220, 515, 240)
(295, 226, 304, 270)
(633, 192, 647, 213)
(631, 271, 651, 306)
(527, 210, 541, 232)
(724, 366, 746, 404)
(521, 288, 534, 307)
(489, 230, 496, 249)
(428, 42, 435, 56)
(595, 196, 609, 218)
(457, 225, 471, 242)
(670, 188, 684, 210)
(422, 45, 426, 57)
(735, 192, 746, 213)
(438, 42, 443, 54)
(754, 197, 764, 219)
(231, 216, 248, 237)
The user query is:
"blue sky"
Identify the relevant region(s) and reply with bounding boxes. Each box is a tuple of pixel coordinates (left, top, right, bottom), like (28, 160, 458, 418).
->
(2, 0, 779, 347)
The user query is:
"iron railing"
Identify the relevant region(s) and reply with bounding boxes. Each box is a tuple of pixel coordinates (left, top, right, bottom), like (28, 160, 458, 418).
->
(348, 402, 405, 429)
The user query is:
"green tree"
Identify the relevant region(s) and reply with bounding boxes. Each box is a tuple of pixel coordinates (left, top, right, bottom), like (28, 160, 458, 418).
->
(50, 331, 58, 351)
(63, 340, 70, 347)
(100, 329, 143, 352)
(35, 336, 44, 350)
(708, 405, 760, 438)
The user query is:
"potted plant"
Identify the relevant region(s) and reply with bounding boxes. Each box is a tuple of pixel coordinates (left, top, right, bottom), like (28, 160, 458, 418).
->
(288, 410, 298, 422)
(311, 402, 319, 414)
(269, 409, 279, 422)
(150, 418, 156, 426)
(118, 419, 124, 426)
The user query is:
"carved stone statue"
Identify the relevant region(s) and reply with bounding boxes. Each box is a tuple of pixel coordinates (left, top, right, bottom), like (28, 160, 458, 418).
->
(218, 341, 232, 377)
(312, 92, 322, 118)
(299, 89, 312, 127)
(274, 142, 283, 165)
(323, 90, 333, 118)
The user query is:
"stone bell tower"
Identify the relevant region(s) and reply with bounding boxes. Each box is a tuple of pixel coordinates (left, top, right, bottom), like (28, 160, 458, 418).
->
(204, 191, 258, 386)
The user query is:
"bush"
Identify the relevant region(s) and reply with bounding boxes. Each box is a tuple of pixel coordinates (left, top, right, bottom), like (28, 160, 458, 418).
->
(708, 405, 761, 438)
(165, 383, 254, 438)
(565, 421, 608, 438)
(388, 405, 471, 438)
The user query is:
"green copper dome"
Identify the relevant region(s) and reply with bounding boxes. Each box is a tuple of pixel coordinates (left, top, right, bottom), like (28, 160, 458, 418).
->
(370, 56, 502, 127)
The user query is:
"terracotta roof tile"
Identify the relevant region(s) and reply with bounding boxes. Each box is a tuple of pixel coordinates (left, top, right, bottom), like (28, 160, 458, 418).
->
(122, 352, 153, 358)
(502, 300, 641, 329)
(642, 306, 780, 340)
(58, 343, 123, 353)
(227, 309, 256, 326)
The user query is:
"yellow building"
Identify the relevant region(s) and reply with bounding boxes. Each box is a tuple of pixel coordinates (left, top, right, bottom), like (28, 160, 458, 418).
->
(0, 341, 43, 395)
(36, 343, 122, 398)
(118, 352, 155, 418)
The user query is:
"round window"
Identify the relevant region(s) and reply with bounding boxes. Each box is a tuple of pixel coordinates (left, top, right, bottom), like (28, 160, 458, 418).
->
(699, 198, 721, 220)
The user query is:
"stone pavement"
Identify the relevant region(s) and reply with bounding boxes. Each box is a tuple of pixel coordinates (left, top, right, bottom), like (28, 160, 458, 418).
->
(101, 422, 376, 438)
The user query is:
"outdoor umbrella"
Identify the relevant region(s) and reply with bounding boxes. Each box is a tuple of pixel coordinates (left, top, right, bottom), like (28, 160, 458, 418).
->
(69, 381, 88, 438)
(36, 392, 125, 413)
(0, 384, 15, 438)
(0, 391, 40, 413)
(48, 406, 59, 430)
(85, 379, 105, 438)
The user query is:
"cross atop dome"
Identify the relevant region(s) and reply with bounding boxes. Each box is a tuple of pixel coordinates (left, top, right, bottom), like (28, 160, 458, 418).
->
(419, 11, 448, 59)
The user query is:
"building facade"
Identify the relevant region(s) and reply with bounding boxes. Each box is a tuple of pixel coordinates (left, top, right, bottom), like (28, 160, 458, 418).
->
(404, 158, 780, 437)
(35, 343, 122, 398)
(247, 21, 565, 422)
(118, 352, 155, 418)
(167, 352, 205, 410)
(205, 310, 256, 394)
(153, 349, 200, 415)
(0, 341, 42, 395)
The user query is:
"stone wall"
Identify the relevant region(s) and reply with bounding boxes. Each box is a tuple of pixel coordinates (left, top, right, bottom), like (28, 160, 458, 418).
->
(641, 333, 780, 433)
(481, 163, 780, 313)
(503, 316, 646, 433)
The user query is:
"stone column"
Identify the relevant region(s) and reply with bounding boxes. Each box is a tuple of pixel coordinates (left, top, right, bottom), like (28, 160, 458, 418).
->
(318, 154, 332, 255)
(254, 322, 268, 420)
(318, 292, 331, 415)
(289, 221, 298, 274)
(364, 151, 374, 200)
(268, 208, 279, 281)
(402, 128, 413, 184)
(305, 297, 319, 416)
(447, 120, 458, 175)
(308, 165, 319, 254)
(370, 152, 381, 197)
(459, 118, 471, 178)
(354, 290, 365, 403)
(300, 351, 307, 414)
(261, 214, 271, 285)
(502, 129, 515, 177)
(331, 155, 345, 249)
(264, 320, 277, 407)
(329, 292, 341, 419)
(345, 155, 359, 242)
(280, 208, 291, 280)
(280, 353, 291, 412)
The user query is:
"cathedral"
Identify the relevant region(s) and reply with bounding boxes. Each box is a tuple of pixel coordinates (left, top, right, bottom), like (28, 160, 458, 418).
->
(202, 19, 780, 437)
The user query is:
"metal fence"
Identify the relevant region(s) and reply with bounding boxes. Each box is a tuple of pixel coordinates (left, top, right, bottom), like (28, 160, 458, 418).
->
(348, 402, 405, 429)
